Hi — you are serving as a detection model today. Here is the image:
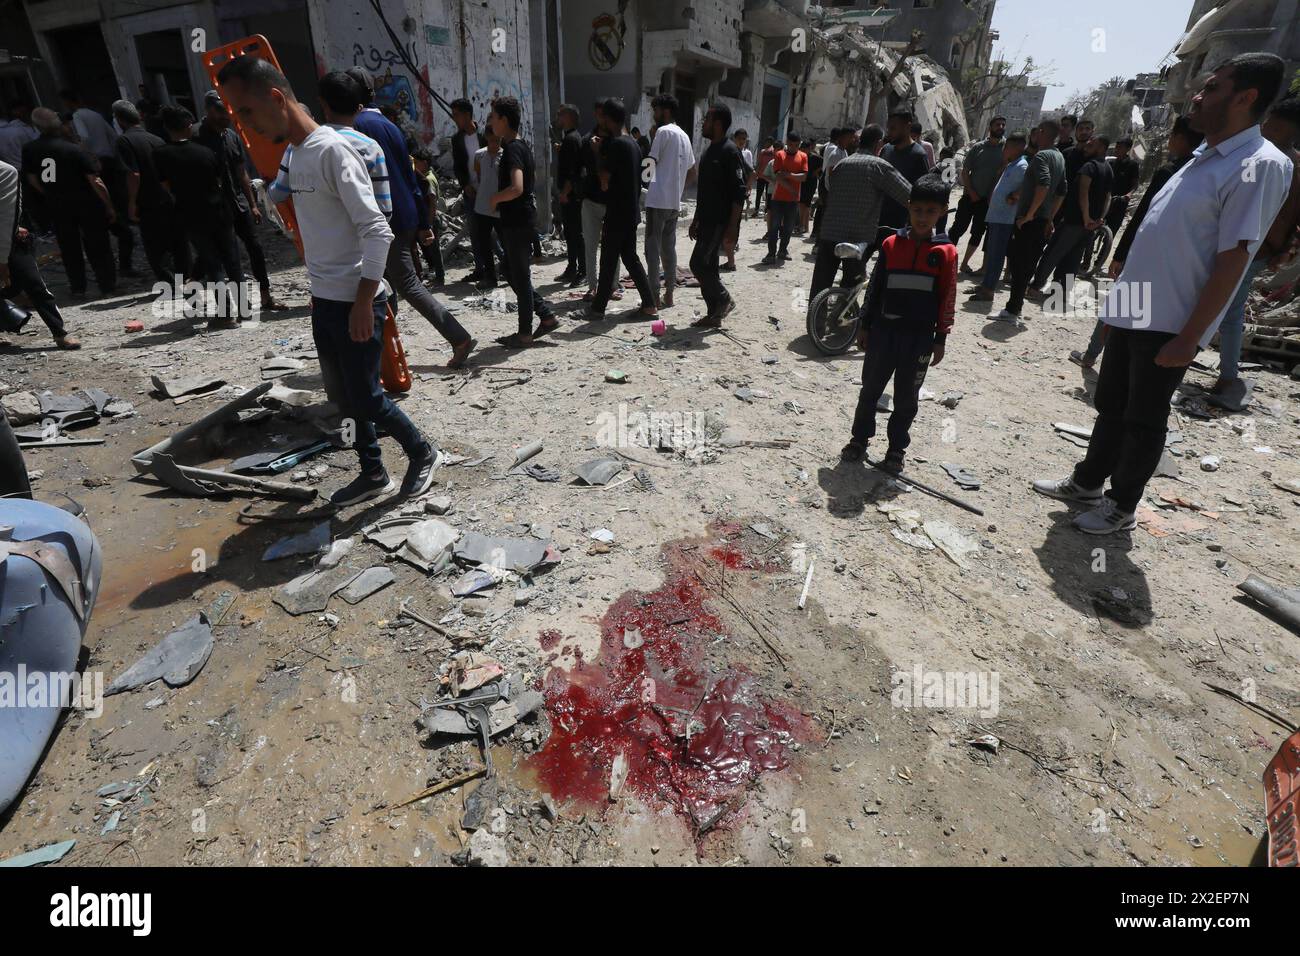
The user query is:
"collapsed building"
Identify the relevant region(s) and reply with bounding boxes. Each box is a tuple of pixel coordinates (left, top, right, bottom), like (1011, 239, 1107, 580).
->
(790, 20, 970, 146)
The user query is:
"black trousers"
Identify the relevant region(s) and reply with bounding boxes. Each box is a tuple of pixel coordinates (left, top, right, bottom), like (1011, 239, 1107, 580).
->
(1072, 328, 1187, 513)
(3, 242, 66, 339)
(949, 194, 989, 248)
(138, 203, 191, 282)
(1006, 218, 1049, 315)
(413, 235, 444, 284)
(560, 199, 584, 274)
(187, 219, 243, 317)
(0, 415, 31, 499)
(754, 180, 767, 215)
(52, 203, 115, 293)
(230, 206, 270, 290)
(689, 221, 729, 314)
(386, 227, 469, 345)
(498, 222, 551, 336)
(767, 200, 799, 258)
(850, 319, 936, 451)
(594, 219, 653, 311)
(810, 238, 869, 300)
(100, 157, 134, 270)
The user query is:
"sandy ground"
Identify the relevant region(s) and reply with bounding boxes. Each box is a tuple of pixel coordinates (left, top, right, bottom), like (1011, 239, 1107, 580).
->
(1, 207, 1297, 867)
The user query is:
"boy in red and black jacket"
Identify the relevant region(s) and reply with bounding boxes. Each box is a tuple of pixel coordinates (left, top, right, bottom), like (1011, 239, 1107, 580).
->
(841, 175, 957, 473)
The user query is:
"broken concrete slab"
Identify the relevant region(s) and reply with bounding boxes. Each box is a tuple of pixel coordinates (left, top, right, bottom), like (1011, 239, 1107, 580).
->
(453, 531, 549, 572)
(150, 374, 226, 400)
(105, 613, 214, 696)
(262, 522, 331, 561)
(273, 566, 362, 616)
(339, 566, 394, 605)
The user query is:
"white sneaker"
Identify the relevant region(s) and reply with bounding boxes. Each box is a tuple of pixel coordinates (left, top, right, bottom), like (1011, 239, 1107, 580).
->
(1073, 497, 1137, 535)
(1031, 476, 1104, 504)
(995, 309, 1024, 327)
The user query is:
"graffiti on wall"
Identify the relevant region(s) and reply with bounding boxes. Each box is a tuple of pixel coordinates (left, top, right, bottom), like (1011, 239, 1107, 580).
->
(588, 13, 625, 71)
(352, 44, 420, 125)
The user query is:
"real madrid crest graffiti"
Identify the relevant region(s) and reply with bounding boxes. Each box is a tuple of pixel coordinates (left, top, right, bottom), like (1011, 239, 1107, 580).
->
(588, 12, 625, 72)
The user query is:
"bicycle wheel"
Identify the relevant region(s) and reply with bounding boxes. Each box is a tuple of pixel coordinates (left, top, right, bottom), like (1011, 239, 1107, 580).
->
(806, 286, 860, 355)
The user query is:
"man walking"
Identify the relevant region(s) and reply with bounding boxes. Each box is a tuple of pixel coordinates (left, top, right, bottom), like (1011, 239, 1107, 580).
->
(809, 124, 911, 300)
(1028, 135, 1112, 300)
(997, 120, 1064, 323)
(61, 90, 135, 276)
(581, 101, 620, 301)
(644, 94, 696, 307)
(968, 132, 1029, 302)
(555, 103, 586, 287)
(487, 95, 556, 348)
(761, 130, 806, 265)
(112, 100, 189, 286)
(588, 97, 656, 317)
(1034, 54, 1291, 534)
(154, 106, 244, 327)
(687, 103, 747, 328)
(194, 91, 285, 312)
(950, 117, 1006, 275)
(21, 107, 117, 298)
(218, 55, 438, 507)
(353, 73, 474, 368)
(0, 159, 79, 348)
(448, 97, 489, 283)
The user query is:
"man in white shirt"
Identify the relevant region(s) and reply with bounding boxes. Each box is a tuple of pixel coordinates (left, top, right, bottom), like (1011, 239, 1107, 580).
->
(1034, 53, 1293, 534)
(0, 103, 39, 172)
(643, 94, 696, 307)
(217, 55, 439, 508)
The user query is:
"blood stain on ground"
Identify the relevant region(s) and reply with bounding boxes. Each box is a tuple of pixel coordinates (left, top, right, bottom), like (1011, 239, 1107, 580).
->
(529, 525, 812, 835)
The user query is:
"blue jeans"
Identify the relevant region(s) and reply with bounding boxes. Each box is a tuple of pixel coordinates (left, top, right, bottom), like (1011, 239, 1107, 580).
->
(311, 294, 429, 475)
(1217, 257, 1267, 381)
(981, 221, 1014, 289)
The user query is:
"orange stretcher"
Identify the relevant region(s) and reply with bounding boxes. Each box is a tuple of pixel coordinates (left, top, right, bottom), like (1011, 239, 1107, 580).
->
(1265, 729, 1300, 866)
(199, 35, 412, 393)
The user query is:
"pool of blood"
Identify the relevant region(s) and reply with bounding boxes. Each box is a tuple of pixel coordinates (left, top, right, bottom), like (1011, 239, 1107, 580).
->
(529, 533, 808, 830)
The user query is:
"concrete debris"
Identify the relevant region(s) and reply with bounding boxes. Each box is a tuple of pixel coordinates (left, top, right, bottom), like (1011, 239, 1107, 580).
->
(105, 613, 214, 695)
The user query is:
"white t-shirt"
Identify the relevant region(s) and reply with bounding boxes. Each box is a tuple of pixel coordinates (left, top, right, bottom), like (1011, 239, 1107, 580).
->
(645, 122, 695, 210)
(1100, 125, 1293, 347)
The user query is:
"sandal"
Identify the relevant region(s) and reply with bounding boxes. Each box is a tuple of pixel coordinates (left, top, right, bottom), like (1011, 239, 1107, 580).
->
(495, 333, 533, 349)
(534, 317, 560, 337)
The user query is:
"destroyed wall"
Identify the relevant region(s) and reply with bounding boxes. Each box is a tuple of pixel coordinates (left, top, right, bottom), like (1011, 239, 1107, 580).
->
(307, 0, 535, 150)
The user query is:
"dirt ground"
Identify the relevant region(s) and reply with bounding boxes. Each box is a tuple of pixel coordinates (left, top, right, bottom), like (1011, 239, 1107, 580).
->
(1, 209, 1297, 867)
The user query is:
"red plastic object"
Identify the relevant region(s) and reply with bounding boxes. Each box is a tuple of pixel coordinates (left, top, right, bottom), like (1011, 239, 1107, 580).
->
(1265, 730, 1300, 866)
(200, 35, 410, 393)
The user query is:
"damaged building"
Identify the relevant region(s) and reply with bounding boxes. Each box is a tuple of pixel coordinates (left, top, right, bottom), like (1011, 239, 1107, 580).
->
(790, 14, 972, 146)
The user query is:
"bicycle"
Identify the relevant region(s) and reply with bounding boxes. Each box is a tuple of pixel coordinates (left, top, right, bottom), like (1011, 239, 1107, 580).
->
(805, 237, 879, 355)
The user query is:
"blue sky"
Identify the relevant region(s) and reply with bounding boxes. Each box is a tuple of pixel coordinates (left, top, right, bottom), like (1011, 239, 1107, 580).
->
(990, 0, 1195, 108)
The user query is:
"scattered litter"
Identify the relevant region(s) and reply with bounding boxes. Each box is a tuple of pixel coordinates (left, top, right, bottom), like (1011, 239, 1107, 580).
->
(1201, 456, 1220, 472)
(605, 370, 628, 384)
(938, 391, 964, 409)
(749, 522, 778, 540)
(609, 752, 629, 801)
(446, 651, 505, 695)
(575, 458, 623, 486)
(588, 528, 615, 544)
(0, 839, 76, 867)
(452, 567, 506, 597)
(940, 462, 980, 490)
(317, 536, 355, 569)
(511, 441, 543, 468)
(106, 613, 214, 695)
(967, 734, 1000, 754)
(797, 556, 815, 609)
(522, 462, 562, 482)
(922, 521, 980, 570)
(622, 628, 644, 649)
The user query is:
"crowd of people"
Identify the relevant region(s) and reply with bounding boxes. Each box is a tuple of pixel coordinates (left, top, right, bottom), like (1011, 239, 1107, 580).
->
(1, 50, 1295, 536)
